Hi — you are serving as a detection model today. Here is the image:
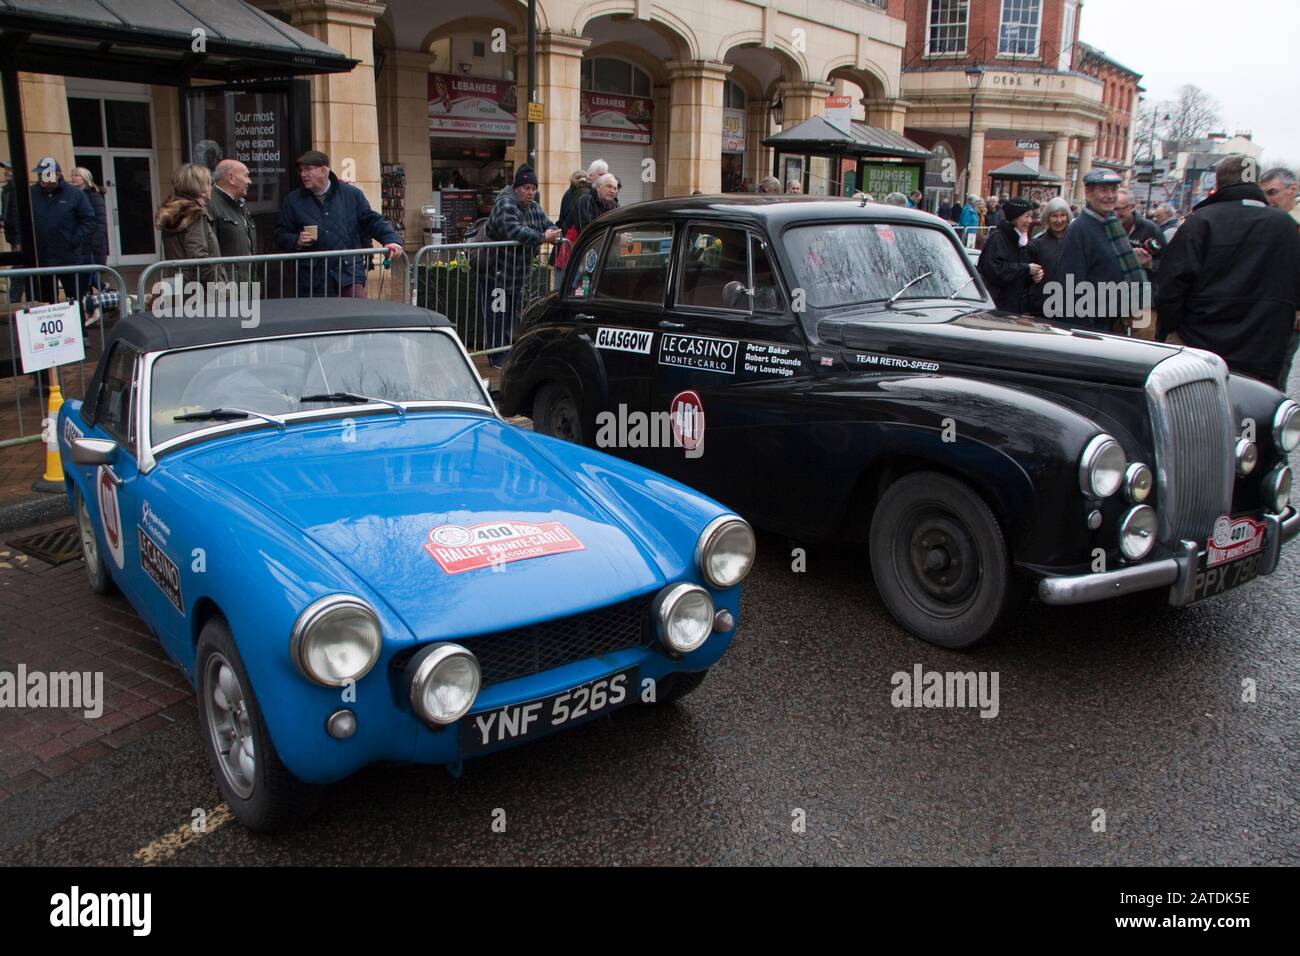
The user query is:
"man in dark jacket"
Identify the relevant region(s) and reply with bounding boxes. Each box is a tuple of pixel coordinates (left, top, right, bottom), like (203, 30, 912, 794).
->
(29, 157, 95, 302)
(1058, 169, 1148, 331)
(1116, 187, 1165, 288)
(210, 159, 257, 257)
(275, 150, 402, 297)
(1157, 155, 1300, 386)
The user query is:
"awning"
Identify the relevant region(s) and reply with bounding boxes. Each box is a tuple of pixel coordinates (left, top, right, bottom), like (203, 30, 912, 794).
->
(988, 161, 1061, 182)
(762, 116, 933, 161)
(0, 0, 357, 83)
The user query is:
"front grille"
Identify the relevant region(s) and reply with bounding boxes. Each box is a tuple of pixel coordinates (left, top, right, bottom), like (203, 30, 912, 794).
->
(1146, 352, 1234, 545)
(392, 593, 655, 688)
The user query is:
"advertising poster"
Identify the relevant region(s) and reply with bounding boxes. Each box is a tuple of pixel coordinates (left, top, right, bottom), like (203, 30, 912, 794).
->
(428, 74, 518, 138)
(580, 93, 653, 145)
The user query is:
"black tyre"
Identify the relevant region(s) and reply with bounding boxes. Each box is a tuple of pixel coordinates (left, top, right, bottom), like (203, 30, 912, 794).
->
(195, 616, 321, 832)
(654, 669, 709, 704)
(869, 472, 1017, 649)
(74, 486, 113, 595)
(531, 382, 584, 444)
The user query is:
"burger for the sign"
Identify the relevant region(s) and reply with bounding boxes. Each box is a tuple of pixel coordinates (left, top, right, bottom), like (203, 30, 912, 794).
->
(424, 520, 585, 574)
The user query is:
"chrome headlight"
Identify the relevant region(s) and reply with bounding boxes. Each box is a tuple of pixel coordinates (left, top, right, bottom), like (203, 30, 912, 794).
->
(1124, 462, 1153, 503)
(407, 643, 480, 726)
(653, 583, 714, 654)
(1079, 435, 1125, 498)
(1262, 465, 1292, 514)
(1274, 400, 1300, 453)
(1235, 439, 1258, 476)
(696, 516, 756, 588)
(1119, 505, 1157, 560)
(290, 595, 382, 687)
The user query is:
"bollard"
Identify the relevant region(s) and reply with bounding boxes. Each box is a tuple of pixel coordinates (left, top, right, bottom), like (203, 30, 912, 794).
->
(34, 381, 66, 493)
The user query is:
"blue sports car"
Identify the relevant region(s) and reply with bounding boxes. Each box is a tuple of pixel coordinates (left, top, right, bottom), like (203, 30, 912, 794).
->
(59, 300, 754, 831)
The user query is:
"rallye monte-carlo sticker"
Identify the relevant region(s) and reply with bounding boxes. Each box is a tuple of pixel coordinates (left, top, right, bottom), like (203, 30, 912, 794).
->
(424, 520, 586, 574)
(596, 327, 654, 354)
(1206, 515, 1266, 568)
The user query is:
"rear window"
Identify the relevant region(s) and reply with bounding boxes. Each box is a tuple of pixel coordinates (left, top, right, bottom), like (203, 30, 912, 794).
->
(593, 224, 674, 304)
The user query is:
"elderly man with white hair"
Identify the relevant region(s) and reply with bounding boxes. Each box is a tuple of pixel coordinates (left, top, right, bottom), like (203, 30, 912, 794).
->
(574, 171, 619, 236)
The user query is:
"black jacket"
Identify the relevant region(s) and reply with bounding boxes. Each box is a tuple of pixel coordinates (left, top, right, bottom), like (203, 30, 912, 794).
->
(1028, 228, 1067, 317)
(83, 188, 108, 263)
(574, 189, 617, 235)
(1156, 181, 1300, 383)
(977, 221, 1036, 314)
(31, 181, 95, 266)
(209, 185, 257, 258)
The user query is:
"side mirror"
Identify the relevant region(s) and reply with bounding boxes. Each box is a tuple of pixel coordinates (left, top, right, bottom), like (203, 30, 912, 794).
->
(70, 438, 119, 466)
(722, 280, 752, 310)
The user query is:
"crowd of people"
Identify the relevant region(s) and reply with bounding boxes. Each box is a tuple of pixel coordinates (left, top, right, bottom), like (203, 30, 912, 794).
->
(967, 158, 1300, 390)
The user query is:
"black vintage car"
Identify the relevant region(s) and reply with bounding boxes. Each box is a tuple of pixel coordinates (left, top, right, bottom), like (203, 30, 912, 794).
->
(499, 196, 1299, 648)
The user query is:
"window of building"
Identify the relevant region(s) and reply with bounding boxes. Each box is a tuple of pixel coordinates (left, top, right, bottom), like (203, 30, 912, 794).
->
(581, 58, 652, 98)
(998, 0, 1042, 57)
(724, 80, 746, 111)
(1059, 0, 1079, 70)
(926, 0, 968, 56)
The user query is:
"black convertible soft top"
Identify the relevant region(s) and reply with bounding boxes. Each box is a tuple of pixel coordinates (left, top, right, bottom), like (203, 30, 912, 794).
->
(107, 299, 450, 353)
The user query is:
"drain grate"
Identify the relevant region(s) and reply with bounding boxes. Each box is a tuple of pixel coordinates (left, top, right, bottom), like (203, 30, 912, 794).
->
(7, 524, 83, 566)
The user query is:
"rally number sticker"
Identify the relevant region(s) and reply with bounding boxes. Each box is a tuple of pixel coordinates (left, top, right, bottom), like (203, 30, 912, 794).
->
(1206, 515, 1266, 568)
(670, 390, 705, 452)
(96, 466, 125, 570)
(424, 520, 585, 574)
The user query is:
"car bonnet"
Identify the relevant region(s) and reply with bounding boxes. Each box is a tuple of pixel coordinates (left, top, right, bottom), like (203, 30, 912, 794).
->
(179, 413, 667, 640)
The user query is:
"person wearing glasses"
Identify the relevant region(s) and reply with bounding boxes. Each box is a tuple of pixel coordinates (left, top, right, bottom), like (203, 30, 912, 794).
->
(574, 172, 620, 237)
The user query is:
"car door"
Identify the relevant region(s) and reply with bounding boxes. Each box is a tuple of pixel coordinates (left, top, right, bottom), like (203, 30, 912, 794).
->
(649, 222, 814, 523)
(81, 342, 144, 608)
(563, 221, 675, 464)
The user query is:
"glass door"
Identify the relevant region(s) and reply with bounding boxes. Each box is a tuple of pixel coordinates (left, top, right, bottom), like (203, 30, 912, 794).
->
(69, 94, 159, 266)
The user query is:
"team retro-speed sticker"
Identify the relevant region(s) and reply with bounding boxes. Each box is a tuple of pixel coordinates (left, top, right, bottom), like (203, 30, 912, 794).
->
(424, 520, 586, 574)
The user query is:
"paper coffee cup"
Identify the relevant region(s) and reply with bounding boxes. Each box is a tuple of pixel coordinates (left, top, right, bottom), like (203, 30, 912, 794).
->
(304, 225, 318, 240)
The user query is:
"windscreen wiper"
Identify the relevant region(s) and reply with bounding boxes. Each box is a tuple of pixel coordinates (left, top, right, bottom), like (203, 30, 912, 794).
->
(886, 271, 933, 308)
(300, 391, 407, 419)
(948, 275, 978, 298)
(173, 407, 285, 430)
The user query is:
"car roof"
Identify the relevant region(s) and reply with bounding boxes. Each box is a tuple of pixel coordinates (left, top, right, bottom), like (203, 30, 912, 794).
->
(598, 195, 948, 230)
(107, 298, 451, 352)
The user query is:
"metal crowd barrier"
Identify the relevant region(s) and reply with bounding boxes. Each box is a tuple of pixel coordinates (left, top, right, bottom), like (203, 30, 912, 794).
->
(410, 240, 564, 358)
(136, 245, 411, 309)
(1, 263, 128, 445)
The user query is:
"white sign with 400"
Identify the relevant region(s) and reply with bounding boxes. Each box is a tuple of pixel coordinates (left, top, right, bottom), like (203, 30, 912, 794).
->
(16, 301, 84, 373)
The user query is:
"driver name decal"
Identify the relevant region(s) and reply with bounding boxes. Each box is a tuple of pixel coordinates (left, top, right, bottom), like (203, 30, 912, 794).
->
(424, 521, 586, 574)
(658, 333, 738, 374)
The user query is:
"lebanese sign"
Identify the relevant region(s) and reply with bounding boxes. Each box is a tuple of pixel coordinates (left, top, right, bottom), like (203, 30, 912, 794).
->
(424, 521, 585, 574)
(16, 301, 84, 373)
(429, 73, 518, 139)
(581, 93, 653, 145)
(860, 162, 921, 197)
(722, 107, 745, 152)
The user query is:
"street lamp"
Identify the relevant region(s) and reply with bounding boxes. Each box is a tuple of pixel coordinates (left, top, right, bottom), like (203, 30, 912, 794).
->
(963, 64, 985, 200)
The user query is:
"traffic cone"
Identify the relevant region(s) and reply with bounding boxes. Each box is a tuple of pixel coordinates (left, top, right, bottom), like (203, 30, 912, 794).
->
(33, 378, 65, 493)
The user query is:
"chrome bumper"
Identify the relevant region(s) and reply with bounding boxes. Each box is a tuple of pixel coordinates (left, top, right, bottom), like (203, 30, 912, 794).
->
(1038, 508, 1299, 606)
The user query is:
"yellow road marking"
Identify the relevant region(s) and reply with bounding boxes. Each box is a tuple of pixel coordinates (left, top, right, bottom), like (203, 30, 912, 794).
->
(132, 803, 232, 864)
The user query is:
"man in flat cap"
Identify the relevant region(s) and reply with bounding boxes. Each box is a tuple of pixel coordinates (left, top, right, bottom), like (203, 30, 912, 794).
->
(1058, 168, 1149, 332)
(275, 150, 403, 297)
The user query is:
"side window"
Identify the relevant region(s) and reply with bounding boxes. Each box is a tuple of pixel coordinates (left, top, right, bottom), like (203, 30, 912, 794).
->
(750, 235, 785, 313)
(568, 230, 606, 299)
(679, 225, 749, 311)
(94, 344, 137, 447)
(593, 224, 674, 304)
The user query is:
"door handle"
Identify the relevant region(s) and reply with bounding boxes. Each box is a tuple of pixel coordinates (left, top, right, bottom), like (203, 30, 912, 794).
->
(659, 320, 685, 329)
(575, 313, 596, 322)
(102, 466, 123, 487)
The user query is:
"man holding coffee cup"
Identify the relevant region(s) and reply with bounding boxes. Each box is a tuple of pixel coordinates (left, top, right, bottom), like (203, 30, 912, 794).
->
(275, 150, 403, 297)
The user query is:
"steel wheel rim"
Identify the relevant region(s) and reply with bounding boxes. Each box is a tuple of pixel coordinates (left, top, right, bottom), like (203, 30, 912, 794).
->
(77, 495, 99, 575)
(550, 394, 580, 442)
(203, 652, 256, 799)
(895, 504, 981, 619)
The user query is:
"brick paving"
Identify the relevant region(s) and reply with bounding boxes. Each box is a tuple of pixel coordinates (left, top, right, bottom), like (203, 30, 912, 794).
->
(0, 518, 194, 799)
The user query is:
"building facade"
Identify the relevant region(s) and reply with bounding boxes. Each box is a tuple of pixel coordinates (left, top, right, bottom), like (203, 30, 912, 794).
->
(1076, 41, 1141, 185)
(897, 0, 1111, 205)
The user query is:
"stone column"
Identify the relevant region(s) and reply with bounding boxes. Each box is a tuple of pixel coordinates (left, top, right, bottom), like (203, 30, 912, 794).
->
(745, 99, 771, 186)
(278, 0, 386, 212)
(1051, 132, 1071, 189)
(775, 81, 834, 127)
(0, 74, 74, 175)
(1076, 137, 1095, 202)
(377, 50, 435, 247)
(512, 32, 589, 213)
(665, 60, 731, 196)
(651, 83, 670, 199)
(863, 97, 910, 134)
(965, 128, 986, 199)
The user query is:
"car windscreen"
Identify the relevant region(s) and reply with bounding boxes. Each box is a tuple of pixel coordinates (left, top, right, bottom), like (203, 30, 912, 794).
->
(150, 329, 486, 446)
(783, 222, 983, 310)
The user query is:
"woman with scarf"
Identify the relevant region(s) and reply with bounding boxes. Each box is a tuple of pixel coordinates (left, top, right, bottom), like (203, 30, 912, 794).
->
(155, 163, 224, 283)
(1029, 196, 1072, 317)
(976, 196, 1044, 315)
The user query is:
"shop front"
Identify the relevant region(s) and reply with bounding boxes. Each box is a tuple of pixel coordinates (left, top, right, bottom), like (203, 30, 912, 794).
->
(579, 57, 654, 205)
(721, 79, 746, 192)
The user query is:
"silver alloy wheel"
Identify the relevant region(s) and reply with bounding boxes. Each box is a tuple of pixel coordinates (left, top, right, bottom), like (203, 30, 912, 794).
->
(203, 652, 256, 799)
(77, 494, 99, 577)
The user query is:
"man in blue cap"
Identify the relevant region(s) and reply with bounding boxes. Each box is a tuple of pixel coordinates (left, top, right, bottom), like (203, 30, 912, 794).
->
(1058, 168, 1149, 332)
(28, 157, 95, 303)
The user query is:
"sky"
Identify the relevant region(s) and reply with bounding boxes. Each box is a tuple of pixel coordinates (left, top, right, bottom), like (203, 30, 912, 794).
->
(1077, 0, 1300, 166)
